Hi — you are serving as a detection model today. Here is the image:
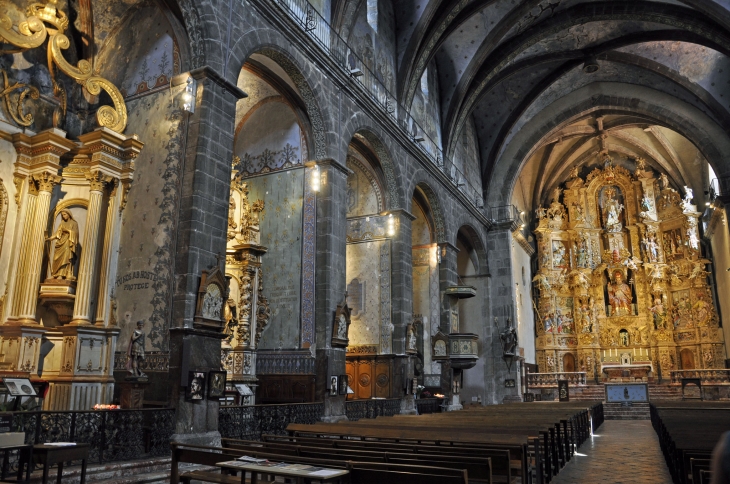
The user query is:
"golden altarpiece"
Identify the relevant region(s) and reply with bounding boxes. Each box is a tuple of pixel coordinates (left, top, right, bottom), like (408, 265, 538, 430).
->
(220, 156, 271, 405)
(0, 1, 143, 409)
(533, 155, 724, 382)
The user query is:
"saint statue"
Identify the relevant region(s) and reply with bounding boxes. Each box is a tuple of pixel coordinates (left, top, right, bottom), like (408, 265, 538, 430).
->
(603, 188, 624, 232)
(660, 173, 670, 190)
(607, 270, 632, 315)
(126, 320, 146, 378)
(650, 298, 666, 330)
(408, 326, 417, 350)
(46, 209, 79, 280)
(337, 313, 348, 340)
(552, 242, 566, 268)
(223, 293, 237, 343)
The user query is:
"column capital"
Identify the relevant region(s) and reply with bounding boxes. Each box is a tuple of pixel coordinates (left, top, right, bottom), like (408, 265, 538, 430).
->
(31, 171, 61, 193)
(86, 170, 114, 192)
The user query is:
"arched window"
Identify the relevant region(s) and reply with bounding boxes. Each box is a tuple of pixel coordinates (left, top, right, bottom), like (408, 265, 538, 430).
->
(367, 0, 378, 32)
(420, 69, 429, 97)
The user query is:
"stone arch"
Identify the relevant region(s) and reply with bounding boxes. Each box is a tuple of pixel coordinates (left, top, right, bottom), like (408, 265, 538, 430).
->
(224, 29, 332, 160)
(454, 223, 488, 275)
(489, 83, 730, 208)
(174, 0, 208, 69)
(411, 181, 446, 244)
(342, 123, 404, 211)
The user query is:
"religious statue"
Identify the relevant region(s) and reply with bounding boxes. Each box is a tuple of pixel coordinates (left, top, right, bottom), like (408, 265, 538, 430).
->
(543, 313, 554, 333)
(499, 325, 518, 356)
(619, 330, 629, 346)
(552, 242, 566, 268)
(683, 186, 693, 205)
(572, 202, 585, 222)
(337, 313, 348, 340)
(579, 301, 593, 333)
(126, 320, 146, 378)
(660, 173, 670, 190)
(408, 326, 417, 350)
(703, 350, 714, 368)
(607, 270, 632, 315)
(635, 157, 646, 171)
(603, 188, 624, 232)
(222, 293, 237, 344)
(536, 206, 547, 220)
(227, 196, 237, 240)
(576, 239, 588, 268)
(568, 165, 580, 179)
(46, 209, 79, 280)
(650, 297, 667, 330)
(693, 295, 710, 326)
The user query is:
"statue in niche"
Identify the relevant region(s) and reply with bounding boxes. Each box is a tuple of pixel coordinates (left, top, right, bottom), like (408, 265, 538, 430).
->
(543, 313, 554, 333)
(227, 196, 237, 240)
(46, 209, 79, 280)
(693, 294, 710, 326)
(607, 270, 632, 315)
(500, 324, 518, 357)
(601, 187, 624, 232)
(535, 206, 547, 220)
(552, 241, 567, 268)
(660, 173, 670, 190)
(223, 289, 237, 344)
(576, 238, 588, 268)
(126, 320, 147, 378)
(407, 325, 417, 351)
(337, 313, 348, 340)
(643, 234, 659, 262)
(579, 301, 593, 333)
(434, 339, 447, 357)
(650, 297, 667, 330)
(682, 186, 694, 211)
(571, 202, 585, 222)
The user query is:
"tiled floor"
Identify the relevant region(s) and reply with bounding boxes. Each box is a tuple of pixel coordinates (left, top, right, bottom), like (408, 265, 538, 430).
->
(552, 420, 673, 484)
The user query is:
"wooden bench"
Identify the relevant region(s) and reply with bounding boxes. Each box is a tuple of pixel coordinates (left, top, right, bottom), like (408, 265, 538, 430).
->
(347, 462, 468, 484)
(170, 442, 241, 484)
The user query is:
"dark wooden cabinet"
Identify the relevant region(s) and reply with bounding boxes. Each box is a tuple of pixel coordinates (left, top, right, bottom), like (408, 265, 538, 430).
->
(346, 354, 394, 400)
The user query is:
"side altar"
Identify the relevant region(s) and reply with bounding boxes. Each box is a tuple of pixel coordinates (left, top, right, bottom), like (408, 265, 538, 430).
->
(532, 154, 724, 383)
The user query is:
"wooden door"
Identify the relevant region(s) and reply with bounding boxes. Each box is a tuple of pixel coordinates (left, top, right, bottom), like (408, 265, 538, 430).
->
(680, 349, 695, 370)
(563, 353, 576, 372)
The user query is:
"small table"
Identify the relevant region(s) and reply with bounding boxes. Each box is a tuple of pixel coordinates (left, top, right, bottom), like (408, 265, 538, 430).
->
(217, 460, 349, 484)
(0, 444, 32, 483)
(33, 443, 90, 484)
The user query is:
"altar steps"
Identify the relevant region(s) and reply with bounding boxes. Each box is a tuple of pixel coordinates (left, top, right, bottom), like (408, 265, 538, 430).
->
(604, 402, 650, 420)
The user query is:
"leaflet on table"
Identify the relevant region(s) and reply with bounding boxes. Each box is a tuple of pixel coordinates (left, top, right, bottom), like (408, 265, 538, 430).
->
(309, 469, 343, 477)
(235, 455, 268, 464)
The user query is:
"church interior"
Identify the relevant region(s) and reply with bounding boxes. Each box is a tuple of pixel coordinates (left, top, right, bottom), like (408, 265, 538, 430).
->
(0, 0, 729, 482)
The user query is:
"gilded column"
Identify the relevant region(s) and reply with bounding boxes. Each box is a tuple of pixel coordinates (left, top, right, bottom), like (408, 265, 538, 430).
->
(16, 172, 61, 324)
(70, 171, 111, 325)
(6, 180, 38, 322)
(94, 180, 118, 326)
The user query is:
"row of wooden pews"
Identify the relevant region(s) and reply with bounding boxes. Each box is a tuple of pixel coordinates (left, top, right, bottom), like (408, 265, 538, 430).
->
(284, 401, 604, 484)
(651, 401, 730, 484)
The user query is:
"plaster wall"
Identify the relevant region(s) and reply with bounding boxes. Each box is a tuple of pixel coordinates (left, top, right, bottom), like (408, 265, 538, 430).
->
(512, 240, 536, 364)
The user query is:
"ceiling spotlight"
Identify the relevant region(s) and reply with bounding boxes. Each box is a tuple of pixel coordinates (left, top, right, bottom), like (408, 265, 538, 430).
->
(583, 57, 599, 74)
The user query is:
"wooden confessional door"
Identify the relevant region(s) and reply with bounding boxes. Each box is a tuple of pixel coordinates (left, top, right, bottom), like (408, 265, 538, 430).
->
(563, 353, 576, 372)
(680, 349, 695, 370)
(345, 355, 393, 400)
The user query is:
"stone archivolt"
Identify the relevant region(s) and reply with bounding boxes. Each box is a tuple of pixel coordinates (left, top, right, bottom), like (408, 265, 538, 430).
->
(533, 156, 724, 380)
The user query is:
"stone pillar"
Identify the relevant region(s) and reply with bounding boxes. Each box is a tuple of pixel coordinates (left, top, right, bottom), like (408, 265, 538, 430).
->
(485, 224, 522, 404)
(95, 180, 119, 326)
(16, 172, 60, 324)
(168, 68, 247, 445)
(70, 171, 111, 326)
(313, 158, 349, 422)
(388, 209, 416, 413)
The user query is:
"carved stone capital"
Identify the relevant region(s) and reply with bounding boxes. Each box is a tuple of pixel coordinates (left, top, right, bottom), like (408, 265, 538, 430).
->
(32, 171, 61, 193)
(86, 171, 113, 192)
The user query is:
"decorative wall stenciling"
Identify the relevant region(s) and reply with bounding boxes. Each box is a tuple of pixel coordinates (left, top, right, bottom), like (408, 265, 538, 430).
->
(380, 242, 392, 354)
(300, 166, 316, 347)
(256, 350, 315, 375)
(346, 215, 390, 242)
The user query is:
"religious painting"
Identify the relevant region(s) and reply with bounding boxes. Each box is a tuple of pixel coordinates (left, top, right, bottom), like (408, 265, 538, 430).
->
(542, 297, 574, 334)
(208, 371, 226, 399)
(186, 371, 206, 401)
(662, 228, 684, 260)
(670, 290, 692, 328)
(329, 375, 338, 396)
(606, 269, 633, 317)
(598, 186, 625, 232)
(691, 288, 713, 326)
(338, 375, 348, 395)
(551, 240, 569, 270)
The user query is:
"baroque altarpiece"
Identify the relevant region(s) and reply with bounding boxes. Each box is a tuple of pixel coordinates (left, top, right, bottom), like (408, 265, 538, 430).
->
(533, 155, 724, 381)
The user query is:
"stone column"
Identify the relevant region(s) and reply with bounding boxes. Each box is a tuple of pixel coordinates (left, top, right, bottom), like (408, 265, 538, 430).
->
(168, 68, 247, 446)
(313, 158, 349, 421)
(484, 223, 522, 404)
(95, 180, 118, 326)
(438, 243, 459, 410)
(16, 172, 60, 324)
(71, 171, 111, 326)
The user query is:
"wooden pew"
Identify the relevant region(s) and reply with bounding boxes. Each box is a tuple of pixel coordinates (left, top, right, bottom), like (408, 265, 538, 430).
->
(347, 462, 468, 484)
(170, 442, 241, 484)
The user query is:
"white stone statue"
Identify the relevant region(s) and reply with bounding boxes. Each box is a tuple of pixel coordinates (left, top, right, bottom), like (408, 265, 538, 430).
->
(46, 209, 79, 280)
(337, 314, 348, 340)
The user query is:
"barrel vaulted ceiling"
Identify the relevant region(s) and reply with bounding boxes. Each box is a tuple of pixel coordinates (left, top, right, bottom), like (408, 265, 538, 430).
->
(332, 0, 730, 205)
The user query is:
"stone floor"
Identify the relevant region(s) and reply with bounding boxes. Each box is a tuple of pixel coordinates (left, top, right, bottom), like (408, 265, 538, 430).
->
(552, 420, 672, 484)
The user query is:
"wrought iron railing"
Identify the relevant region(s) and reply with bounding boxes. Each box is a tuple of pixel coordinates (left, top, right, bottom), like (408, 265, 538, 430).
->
(488, 205, 521, 225)
(415, 398, 443, 414)
(219, 402, 324, 440)
(526, 372, 587, 387)
(345, 398, 402, 421)
(271, 0, 485, 210)
(10, 408, 174, 464)
(670, 369, 730, 384)
(709, 177, 730, 201)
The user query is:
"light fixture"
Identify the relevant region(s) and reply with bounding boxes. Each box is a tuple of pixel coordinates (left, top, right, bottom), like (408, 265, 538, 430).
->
(414, 136, 425, 143)
(387, 213, 396, 237)
(583, 57, 599, 74)
(436, 246, 442, 264)
(181, 77, 196, 113)
(349, 68, 363, 77)
(706, 202, 711, 206)
(310, 164, 320, 193)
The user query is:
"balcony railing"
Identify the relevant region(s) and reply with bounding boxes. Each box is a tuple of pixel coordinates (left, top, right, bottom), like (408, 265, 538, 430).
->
(345, 398, 402, 421)
(709, 177, 730, 201)
(271, 0, 484, 210)
(488, 205, 521, 225)
(526, 372, 587, 388)
(670, 369, 730, 384)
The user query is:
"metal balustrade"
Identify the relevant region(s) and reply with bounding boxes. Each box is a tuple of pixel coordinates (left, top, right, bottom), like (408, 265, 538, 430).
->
(345, 398, 402, 421)
(526, 372, 588, 387)
(9, 408, 174, 464)
(669, 369, 730, 384)
(271, 0, 485, 210)
(219, 402, 324, 441)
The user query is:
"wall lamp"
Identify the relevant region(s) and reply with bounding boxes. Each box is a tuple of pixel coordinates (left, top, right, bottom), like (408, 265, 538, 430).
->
(308, 163, 321, 193)
(387, 213, 396, 237)
(181, 77, 196, 113)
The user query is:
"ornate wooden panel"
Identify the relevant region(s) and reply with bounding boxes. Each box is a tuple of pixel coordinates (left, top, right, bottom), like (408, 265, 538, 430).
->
(345, 354, 393, 400)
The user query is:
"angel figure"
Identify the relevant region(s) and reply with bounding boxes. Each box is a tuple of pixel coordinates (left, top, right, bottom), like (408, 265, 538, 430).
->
(532, 273, 551, 292)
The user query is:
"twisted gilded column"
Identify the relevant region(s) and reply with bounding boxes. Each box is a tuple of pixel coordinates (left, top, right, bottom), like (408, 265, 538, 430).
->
(71, 171, 111, 326)
(16, 172, 61, 324)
